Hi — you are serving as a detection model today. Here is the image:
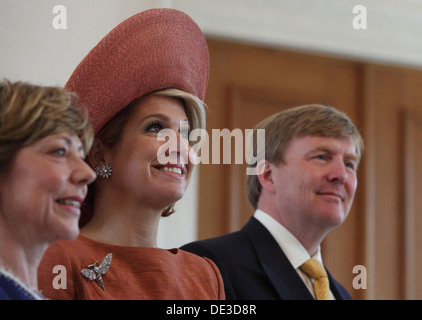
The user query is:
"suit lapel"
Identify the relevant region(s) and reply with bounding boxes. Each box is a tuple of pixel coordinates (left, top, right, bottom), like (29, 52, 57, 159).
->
(327, 270, 353, 300)
(242, 217, 314, 300)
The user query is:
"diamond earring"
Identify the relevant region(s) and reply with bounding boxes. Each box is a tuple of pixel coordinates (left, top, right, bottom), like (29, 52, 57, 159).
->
(94, 164, 113, 179)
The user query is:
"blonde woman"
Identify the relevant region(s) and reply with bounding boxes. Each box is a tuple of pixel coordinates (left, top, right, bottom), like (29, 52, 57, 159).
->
(38, 9, 225, 300)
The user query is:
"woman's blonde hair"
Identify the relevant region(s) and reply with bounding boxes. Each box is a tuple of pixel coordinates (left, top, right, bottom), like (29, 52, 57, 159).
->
(95, 88, 206, 147)
(0, 80, 94, 172)
(246, 104, 364, 210)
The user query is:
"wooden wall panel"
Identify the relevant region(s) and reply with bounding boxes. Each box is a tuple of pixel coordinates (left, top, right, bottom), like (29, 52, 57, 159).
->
(363, 67, 422, 299)
(402, 110, 422, 299)
(367, 69, 402, 299)
(401, 72, 422, 299)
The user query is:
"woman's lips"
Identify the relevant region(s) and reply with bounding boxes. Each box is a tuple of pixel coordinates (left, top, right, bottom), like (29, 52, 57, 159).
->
(153, 163, 186, 177)
(55, 197, 84, 215)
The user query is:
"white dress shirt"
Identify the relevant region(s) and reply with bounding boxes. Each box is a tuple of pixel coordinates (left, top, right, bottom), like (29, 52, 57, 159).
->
(254, 209, 335, 299)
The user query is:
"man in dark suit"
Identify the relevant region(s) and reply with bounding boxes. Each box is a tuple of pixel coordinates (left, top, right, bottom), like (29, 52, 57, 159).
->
(181, 104, 363, 300)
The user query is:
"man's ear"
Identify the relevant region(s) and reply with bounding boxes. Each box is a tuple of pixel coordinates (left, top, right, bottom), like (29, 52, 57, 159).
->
(256, 159, 276, 193)
(88, 139, 106, 168)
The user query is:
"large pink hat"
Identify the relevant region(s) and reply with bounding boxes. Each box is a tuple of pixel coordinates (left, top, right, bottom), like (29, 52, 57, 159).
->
(65, 8, 209, 133)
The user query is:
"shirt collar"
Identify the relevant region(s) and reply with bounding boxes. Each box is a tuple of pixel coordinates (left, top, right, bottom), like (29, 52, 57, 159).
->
(254, 209, 323, 269)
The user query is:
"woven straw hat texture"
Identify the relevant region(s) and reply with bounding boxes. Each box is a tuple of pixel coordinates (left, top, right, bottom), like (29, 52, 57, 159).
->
(65, 8, 209, 133)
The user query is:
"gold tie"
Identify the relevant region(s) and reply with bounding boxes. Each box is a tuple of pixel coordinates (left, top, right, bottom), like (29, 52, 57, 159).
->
(300, 258, 330, 300)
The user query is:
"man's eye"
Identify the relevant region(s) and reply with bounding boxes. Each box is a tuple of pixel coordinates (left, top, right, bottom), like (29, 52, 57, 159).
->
(315, 154, 328, 160)
(345, 161, 356, 170)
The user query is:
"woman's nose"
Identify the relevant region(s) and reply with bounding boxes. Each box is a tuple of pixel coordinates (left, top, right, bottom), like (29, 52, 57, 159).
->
(72, 157, 96, 186)
(165, 130, 190, 160)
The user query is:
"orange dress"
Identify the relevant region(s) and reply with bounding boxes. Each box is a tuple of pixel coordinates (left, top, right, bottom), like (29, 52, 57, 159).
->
(37, 235, 225, 300)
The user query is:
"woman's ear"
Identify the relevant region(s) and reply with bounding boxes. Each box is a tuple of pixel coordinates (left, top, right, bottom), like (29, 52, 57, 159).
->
(88, 139, 106, 168)
(256, 160, 276, 193)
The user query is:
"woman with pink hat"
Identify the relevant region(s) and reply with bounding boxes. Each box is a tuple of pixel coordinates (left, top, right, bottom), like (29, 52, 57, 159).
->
(37, 8, 224, 299)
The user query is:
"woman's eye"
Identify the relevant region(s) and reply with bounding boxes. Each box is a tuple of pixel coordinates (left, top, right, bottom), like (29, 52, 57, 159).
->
(50, 148, 67, 157)
(146, 121, 163, 132)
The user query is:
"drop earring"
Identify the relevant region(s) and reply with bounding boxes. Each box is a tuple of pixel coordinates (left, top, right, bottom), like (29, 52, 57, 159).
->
(95, 164, 113, 179)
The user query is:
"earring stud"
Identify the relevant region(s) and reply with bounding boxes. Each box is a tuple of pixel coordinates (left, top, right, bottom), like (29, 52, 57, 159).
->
(95, 164, 113, 179)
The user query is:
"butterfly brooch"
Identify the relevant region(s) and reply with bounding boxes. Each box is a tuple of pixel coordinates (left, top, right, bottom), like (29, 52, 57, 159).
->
(81, 253, 112, 291)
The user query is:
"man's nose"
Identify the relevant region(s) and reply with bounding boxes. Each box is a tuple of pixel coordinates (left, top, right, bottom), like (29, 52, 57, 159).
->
(327, 159, 348, 183)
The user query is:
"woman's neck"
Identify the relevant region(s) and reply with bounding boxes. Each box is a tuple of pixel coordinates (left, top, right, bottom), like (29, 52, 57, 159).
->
(81, 202, 163, 248)
(0, 236, 46, 289)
